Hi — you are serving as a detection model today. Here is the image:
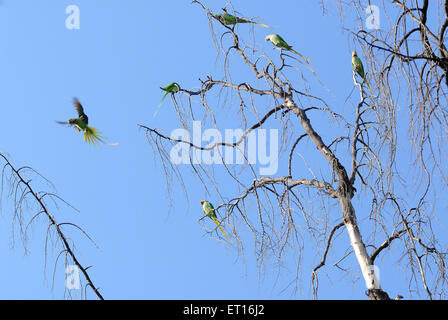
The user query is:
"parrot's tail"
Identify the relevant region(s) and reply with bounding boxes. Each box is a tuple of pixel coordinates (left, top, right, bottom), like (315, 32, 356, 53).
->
(84, 126, 105, 146)
(238, 17, 269, 28)
(212, 216, 231, 243)
(84, 126, 118, 147)
(363, 76, 374, 99)
(291, 49, 311, 64)
(365, 79, 373, 94)
(254, 21, 269, 28)
(160, 91, 169, 104)
(154, 91, 170, 117)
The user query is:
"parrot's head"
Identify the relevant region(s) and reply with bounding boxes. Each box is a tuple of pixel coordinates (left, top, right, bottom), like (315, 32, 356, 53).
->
(68, 118, 78, 125)
(265, 35, 272, 42)
(200, 200, 205, 205)
(352, 51, 358, 57)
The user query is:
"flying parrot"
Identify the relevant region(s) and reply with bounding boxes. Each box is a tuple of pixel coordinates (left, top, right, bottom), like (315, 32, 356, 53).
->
(351, 51, 372, 94)
(154, 82, 180, 117)
(200, 200, 230, 242)
(265, 34, 310, 63)
(214, 13, 269, 28)
(56, 98, 118, 146)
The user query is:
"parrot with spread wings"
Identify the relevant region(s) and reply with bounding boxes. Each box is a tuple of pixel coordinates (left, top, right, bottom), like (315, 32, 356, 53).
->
(56, 98, 118, 146)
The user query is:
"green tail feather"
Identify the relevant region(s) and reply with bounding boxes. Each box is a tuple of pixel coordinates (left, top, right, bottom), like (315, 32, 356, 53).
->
(84, 126, 118, 147)
(160, 90, 169, 104)
(154, 90, 171, 117)
(211, 216, 231, 243)
(363, 76, 374, 98)
(287, 48, 317, 77)
(254, 21, 269, 28)
(235, 17, 269, 28)
(290, 49, 311, 64)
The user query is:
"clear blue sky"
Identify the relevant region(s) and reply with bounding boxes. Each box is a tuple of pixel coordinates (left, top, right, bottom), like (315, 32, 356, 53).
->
(0, 0, 443, 300)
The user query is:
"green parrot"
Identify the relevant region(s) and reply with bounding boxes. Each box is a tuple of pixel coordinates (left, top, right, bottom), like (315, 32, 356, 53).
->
(160, 82, 180, 104)
(200, 200, 230, 242)
(265, 34, 310, 63)
(154, 82, 180, 116)
(56, 98, 118, 146)
(351, 51, 372, 94)
(215, 13, 269, 28)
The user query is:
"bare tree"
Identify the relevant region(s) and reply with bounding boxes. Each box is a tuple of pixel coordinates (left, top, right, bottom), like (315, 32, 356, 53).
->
(141, 0, 448, 299)
(330, 0, 448, 299)
(0, 153, 103, 299)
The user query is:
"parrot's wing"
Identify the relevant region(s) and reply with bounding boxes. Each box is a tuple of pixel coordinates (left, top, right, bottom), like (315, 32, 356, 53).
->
(73, 98, 89, 124)
(166, 82, 180, 92)
(276, 34, 285, 42)
(73, 98, 85, 117)
(275, 34, 288, 46)
(204, 201, 215, 212)
(352, 57, 365, 78)
(360, 64, 365, 78)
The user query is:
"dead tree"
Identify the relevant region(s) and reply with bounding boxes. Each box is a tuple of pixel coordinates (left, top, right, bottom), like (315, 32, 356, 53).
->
(0, 153, 103, 299)
(141, 1, 447, 299)
(329, 0, 448, 300)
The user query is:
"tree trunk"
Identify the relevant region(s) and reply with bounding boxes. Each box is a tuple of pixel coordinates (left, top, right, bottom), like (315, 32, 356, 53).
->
(339, 196, 390, 300)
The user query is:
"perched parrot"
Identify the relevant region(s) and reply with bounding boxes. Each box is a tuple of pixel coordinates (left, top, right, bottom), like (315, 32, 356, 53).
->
(56, 98, 118, 146)
(200, 200, 230, 242)
(160, 82, 180, 104)
(215, 13, 269, 28)
(265, 34, 310, 63)
(351, 51, 372, 94)
(154, 82, 180, 116)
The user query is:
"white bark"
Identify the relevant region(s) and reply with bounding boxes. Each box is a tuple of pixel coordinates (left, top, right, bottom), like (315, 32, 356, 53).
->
(345, 223, 380, 290)
(340, 198, 381, 291)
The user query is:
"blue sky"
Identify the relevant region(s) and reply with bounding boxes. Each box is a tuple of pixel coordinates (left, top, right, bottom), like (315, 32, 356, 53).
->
(0, 0, 444, 300)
